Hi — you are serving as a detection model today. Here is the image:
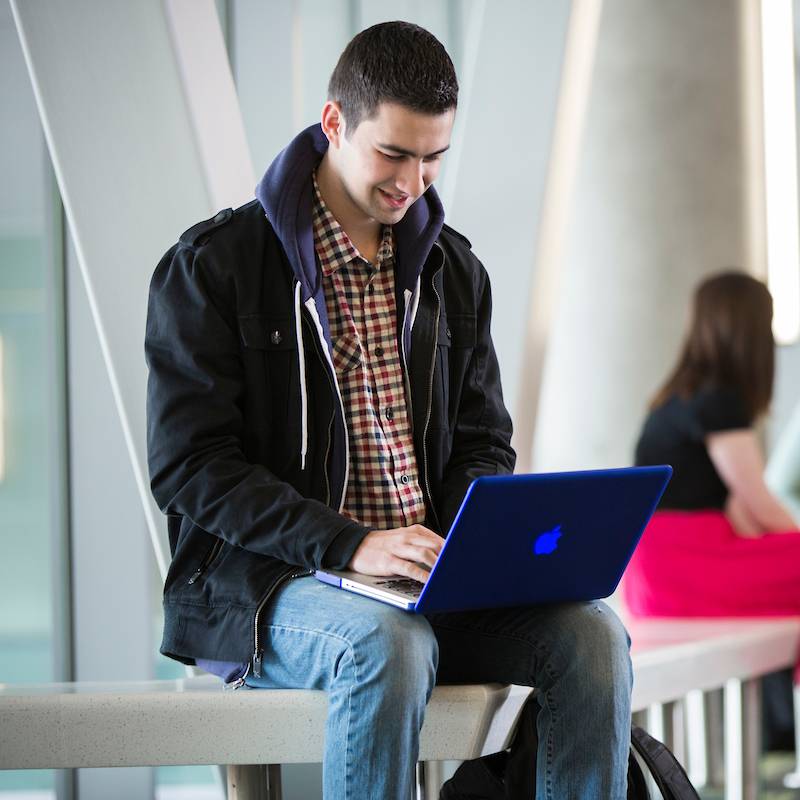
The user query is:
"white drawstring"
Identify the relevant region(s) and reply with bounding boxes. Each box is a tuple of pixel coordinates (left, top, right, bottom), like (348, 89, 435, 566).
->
(409, 276, 422, 331)
(305, 296, 350, 512)
(294, 281, 308, 470)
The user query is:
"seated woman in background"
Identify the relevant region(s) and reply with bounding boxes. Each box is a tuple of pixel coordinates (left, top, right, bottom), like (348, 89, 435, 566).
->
(627, 271, 800, 751)
(625, 271, 800, 619)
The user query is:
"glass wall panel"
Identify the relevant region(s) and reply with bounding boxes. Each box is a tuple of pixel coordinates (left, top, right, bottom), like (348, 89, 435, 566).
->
(0, 4, 66, 797)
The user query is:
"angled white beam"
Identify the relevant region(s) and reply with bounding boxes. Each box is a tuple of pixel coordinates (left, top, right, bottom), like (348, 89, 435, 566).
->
(165, 0, 256, 209)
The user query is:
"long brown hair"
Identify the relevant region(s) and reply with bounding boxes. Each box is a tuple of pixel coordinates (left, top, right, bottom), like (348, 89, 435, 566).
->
(651, 271, 774, 420)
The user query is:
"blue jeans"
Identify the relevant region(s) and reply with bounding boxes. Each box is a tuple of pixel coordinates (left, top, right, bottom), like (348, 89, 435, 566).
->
(245, 575, 632, 799)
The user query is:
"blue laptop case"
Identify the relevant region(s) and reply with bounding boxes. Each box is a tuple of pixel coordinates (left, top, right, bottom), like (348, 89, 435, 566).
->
(410, 466, 672, 613)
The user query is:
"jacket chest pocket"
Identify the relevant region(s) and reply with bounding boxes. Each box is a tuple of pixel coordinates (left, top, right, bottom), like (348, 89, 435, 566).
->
(238, 314, 298, 434)
(436, 314, 476, 429)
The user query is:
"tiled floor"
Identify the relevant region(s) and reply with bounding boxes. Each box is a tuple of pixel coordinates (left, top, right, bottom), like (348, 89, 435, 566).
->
(696, 752, 800, 799)
(1, 755, 799, 799)
(0, 788, 221, 800)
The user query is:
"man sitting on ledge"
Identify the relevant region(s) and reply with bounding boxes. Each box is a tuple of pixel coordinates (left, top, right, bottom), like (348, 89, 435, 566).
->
(145, 20, 632, 798)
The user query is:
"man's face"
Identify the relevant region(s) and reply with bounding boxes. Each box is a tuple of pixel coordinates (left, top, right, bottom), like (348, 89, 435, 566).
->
(326, 101, 455, 226)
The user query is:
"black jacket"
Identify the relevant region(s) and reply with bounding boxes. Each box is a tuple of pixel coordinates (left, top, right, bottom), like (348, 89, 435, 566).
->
(145, 126, 515, 673)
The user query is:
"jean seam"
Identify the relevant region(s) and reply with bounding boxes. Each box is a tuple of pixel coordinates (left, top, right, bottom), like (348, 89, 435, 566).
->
(528, 637, 559, 800)
(344, 640, 358, 800)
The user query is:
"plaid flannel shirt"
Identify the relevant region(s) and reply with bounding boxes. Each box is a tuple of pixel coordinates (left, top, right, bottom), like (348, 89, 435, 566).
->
(313, 173, 426, 530)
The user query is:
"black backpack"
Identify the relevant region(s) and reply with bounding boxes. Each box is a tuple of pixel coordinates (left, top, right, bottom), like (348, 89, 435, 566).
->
(626, 725, 701, 799)
(440, 693, 701, 799)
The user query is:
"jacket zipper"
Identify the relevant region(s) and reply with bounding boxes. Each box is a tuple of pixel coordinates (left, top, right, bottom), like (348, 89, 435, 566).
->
(302, 314, 336, 506)
(187, 538, 224, 585)
(420, 243, 445, 534)
(322, 414, 334, 507)
(300, 297, 351, 510)
(400, 287, 416, 429)
(250, 566, 313, 679)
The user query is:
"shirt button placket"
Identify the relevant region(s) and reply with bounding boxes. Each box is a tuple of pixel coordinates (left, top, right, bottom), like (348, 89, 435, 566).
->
(366, 272, 382, 410)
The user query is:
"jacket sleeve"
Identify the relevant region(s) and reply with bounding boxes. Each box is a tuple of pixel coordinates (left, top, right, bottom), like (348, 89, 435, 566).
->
(437, 264, 516, 533)
(145, 243, 368, 569)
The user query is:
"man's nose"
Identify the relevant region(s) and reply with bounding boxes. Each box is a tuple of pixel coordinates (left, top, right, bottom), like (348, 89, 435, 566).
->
(395, 160, 425, 197)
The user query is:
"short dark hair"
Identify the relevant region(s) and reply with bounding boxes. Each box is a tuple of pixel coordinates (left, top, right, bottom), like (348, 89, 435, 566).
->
(652, 271, 775, 420)
(328, 21, 458, 133)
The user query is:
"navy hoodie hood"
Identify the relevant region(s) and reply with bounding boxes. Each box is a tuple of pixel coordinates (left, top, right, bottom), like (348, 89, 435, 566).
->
(255, 123, 446, 324)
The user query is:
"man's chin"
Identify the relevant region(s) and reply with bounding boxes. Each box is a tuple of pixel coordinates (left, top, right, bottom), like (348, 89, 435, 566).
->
(378, 210, 407, 226)
(374, 200, 414, 226)
(372, 191, 419, 225)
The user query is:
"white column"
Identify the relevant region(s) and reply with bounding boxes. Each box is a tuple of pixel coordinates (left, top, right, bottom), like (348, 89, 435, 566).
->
(724, 677, 761, 800)
(533, 0, 751, 471)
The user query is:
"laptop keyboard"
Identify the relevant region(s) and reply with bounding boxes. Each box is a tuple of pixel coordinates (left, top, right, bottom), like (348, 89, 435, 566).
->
(375, 578, 425, 597)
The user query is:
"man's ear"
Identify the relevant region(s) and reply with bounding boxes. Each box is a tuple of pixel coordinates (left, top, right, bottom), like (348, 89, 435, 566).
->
(321, 101, 346, 148)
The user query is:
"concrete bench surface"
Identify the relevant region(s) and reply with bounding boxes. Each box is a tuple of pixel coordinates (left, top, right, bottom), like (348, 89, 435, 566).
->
(1, 616, 799, 772)
(0, 679, 532, 769)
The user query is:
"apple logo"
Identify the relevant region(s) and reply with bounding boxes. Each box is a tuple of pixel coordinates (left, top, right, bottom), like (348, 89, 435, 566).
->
(534, 525, 562, 555)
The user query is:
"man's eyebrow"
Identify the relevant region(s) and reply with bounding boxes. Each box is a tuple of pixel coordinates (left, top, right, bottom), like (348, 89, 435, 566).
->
(377, 143, 451, 158)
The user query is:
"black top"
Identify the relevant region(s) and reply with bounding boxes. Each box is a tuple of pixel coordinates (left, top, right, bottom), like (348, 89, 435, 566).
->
(634, 386, 750, 510)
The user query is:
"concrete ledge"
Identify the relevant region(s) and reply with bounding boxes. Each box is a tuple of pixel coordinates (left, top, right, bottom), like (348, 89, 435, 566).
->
(2, 616, 798, 774)
(628, 617, 800, 710)
(0, 679, 530, 768)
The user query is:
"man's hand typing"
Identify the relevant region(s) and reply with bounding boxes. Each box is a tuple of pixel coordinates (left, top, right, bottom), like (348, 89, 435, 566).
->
(348, 524, 444, 583)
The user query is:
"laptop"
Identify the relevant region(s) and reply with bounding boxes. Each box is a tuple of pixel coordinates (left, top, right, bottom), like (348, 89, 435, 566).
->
(314, 465, 672, 613)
